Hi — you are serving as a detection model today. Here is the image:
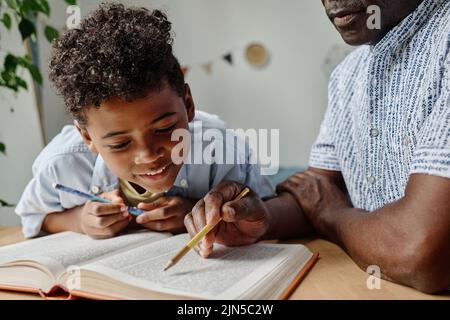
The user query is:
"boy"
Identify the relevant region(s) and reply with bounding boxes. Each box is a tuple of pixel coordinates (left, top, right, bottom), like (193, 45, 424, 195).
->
(15, 3, 274, 239)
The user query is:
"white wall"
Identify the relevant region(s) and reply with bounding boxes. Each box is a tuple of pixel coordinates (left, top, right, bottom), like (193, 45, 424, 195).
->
(39, 0, 350, 167)
(0, 0, 351, 226)
(0, 27, 45, 226)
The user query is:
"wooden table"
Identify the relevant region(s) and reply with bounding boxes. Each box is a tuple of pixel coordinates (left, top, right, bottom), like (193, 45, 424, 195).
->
(0, 227, 448, 300)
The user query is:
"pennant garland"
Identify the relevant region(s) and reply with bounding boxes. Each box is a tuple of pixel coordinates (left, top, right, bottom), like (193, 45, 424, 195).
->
(222, 53, 233, 65)
(181, 42, 269, 78)
(201, 62, 213, 75)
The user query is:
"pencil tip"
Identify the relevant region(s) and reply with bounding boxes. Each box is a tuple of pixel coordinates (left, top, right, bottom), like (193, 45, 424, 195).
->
(164, 261, 173, 272)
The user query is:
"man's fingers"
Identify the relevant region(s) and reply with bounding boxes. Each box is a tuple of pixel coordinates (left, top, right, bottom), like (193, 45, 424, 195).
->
(208, 181, 244, 203)
(203, 191, 223, 226)
(190, 200, 214, 256)
(222, 196, 265, 222)
(184, 213, 202, 255)
(192, 200, 207, 231)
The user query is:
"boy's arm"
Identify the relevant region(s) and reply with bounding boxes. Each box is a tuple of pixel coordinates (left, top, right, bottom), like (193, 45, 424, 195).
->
(42, 206, 84, 234)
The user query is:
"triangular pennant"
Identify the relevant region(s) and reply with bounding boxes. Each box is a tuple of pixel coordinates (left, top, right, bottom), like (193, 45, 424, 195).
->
(223, 53, 233, 65)
(181, 66, 190, 77)
(201, 62, 213, 75)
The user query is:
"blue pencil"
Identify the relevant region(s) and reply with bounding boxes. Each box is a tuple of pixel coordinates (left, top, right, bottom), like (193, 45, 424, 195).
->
(52, 183, 145, 216)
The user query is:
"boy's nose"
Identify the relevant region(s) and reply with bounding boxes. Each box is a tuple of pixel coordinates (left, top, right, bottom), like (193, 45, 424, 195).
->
(134, 145, 164, 165)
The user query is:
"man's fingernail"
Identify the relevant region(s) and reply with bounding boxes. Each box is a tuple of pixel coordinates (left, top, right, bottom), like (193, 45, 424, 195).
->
(226, 206, 235, 218)
(123, 211, 129, 217)
(121, 206, 127, 212)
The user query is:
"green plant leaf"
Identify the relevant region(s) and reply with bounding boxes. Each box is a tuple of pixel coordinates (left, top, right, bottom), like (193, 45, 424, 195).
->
(6, 0, 18, 11)
(36, 0, 50, 16)
(1, 12, 12, 30)
(44, 25, 59, 43)
(0, 199, 14, 207)
(1, 70, 28, 91)
(27, 63, 42, 84)
(4, 54, 18, 72)
(0, 142, 5, 155)
(64, 0, 77, 5)
(1, 70, 13, 83)
(18, 18, 35, 41)
(16, 76, 28, 89)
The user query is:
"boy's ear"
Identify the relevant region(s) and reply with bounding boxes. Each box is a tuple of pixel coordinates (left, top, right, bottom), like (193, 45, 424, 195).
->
(183, 84, 195, 122)
(74, 120, 98, 154)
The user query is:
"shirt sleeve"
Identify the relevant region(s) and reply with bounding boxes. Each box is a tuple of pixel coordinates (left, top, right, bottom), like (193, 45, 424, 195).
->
(410, 53, 450, 178)
(309, 70, 341, 171)
(15, 161, 64, 238)
(15, 152, 94, 238)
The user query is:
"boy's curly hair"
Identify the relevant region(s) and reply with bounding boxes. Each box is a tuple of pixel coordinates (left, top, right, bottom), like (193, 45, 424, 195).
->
(49, 3, 185, 126)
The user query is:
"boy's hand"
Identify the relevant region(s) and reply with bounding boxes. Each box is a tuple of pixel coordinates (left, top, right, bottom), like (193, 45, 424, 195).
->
(184, 181, 270, 258)
(79, 189, 130, 239)
(135, 196, 196, 234)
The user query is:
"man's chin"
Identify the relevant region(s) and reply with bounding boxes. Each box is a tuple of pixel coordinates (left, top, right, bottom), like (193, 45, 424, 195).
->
(338, 28, 382, 46)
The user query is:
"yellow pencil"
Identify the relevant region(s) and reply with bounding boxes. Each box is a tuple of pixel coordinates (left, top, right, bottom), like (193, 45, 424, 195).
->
(164, 187, 251, 271)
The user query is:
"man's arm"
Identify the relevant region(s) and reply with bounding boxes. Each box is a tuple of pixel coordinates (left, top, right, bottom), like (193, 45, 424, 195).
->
(279, 168, 450, 293)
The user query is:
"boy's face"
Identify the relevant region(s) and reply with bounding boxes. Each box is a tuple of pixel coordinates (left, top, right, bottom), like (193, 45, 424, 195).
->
(77, 84, 195, 194)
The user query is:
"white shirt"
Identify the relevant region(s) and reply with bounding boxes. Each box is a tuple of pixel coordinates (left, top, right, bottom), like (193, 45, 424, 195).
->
(310, 0, 450, 211)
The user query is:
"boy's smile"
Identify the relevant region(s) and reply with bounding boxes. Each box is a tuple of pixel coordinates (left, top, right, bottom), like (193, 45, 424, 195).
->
(76, 84, 195, 194)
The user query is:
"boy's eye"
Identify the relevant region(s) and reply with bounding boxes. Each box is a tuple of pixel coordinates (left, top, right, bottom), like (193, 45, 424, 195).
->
(108, 141, 130, 150)
(155, 123, 177, 134)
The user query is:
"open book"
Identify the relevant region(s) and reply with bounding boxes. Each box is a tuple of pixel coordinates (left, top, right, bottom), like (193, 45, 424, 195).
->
(0, 231, 318, 300)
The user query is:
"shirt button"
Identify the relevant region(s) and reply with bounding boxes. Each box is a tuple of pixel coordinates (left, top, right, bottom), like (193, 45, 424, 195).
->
(367, 176, 376, 185)
(370, 128, 380, 138)
(180, 179, 189, 188)
(403, 136, 411, 146)
(91, 186, 101, 194)
(371, 78, 377, 87)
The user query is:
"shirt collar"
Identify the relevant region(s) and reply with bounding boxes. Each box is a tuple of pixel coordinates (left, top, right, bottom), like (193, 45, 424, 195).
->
(371, 0, 445, 55)
(90, 154, 119, 194)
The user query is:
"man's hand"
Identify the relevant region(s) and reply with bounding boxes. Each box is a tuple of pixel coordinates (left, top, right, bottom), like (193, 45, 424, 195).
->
(277, 170, 351, 235)
(79, 189, 130, 239)
(184, 181, 270, 258)
(135, 196, 196, 234)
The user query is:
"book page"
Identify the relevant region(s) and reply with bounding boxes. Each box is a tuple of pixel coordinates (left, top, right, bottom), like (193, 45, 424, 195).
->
(0, 230, 169, 276)
(83, 234, 307, 299)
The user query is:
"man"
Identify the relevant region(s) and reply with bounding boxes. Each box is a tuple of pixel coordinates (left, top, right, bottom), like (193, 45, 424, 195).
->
(184, 0, 450, 294)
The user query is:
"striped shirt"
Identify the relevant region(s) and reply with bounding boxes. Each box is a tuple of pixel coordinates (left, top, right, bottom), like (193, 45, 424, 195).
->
(310, 0, 450, 211)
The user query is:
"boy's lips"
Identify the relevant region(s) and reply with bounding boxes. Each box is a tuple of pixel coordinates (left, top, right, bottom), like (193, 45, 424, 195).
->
(137, 163, 173, 181)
